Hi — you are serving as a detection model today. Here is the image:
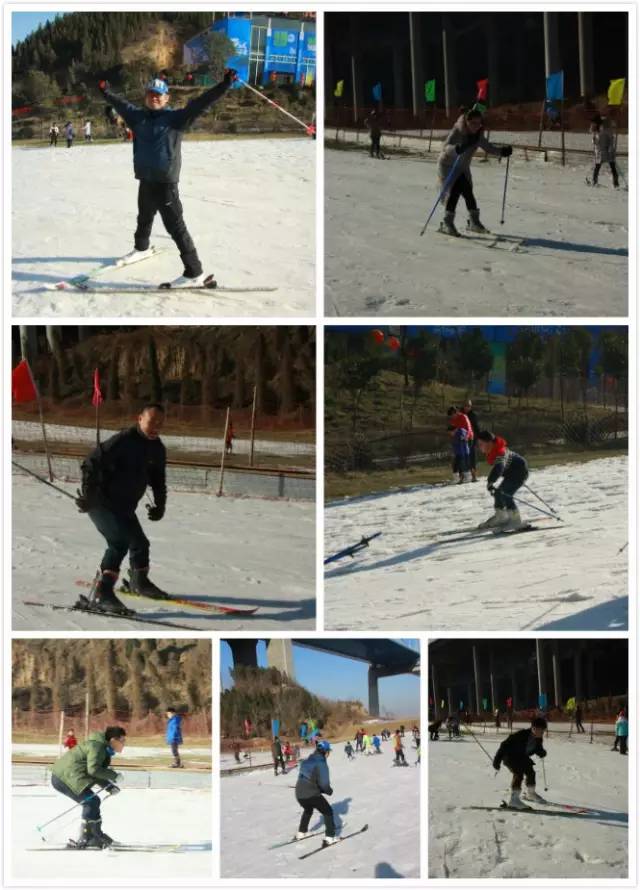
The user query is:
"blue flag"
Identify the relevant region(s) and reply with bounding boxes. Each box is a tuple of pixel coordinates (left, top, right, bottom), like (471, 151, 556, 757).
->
(538, 693, 548, 710)
(372, 82, 382, 102)
(545, 71, 564, 101)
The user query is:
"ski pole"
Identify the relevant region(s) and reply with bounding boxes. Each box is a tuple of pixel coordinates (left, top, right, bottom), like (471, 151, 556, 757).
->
(419, 154, 463, 236)
(542, 759, 548, 792)
(461, 723, 494, 765)
(499, 154, 510, 225)
(508, 491, 563, 522)
(12, 460, 74, 500)
(617, 541, 628, 555)
(36, 788, 107, 838)
(237, 78, 314, 135)
(523, 482, 559, 516)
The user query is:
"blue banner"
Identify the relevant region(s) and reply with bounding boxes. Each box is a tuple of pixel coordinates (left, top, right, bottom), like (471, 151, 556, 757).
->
(545, 71, 564, 101)
(213, 18, 251, 85)
(271, 718, 280, 738)
(372, 82, 382, 102)
(538, 693, 548, 711)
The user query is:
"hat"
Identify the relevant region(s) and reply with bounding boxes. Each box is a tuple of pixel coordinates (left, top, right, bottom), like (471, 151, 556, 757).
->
(316, 740, 331, 752)
(146, 78, 169, 95)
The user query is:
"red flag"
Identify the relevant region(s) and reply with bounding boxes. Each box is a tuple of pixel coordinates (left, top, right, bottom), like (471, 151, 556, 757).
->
(92, 368, 103, 407)
(476, 78, 489, 101)
(12, 360, 38, 403)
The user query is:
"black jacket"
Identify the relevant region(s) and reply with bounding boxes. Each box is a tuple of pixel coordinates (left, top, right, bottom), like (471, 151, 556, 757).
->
(81, 426, 166, 516)
(103, 82, 231, 183)
(493, 728, 546, 770)
(464, 408, 480, 440)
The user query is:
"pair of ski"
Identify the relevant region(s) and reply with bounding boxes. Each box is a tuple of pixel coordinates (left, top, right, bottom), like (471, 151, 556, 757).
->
(28, 841, 181, 853)
(269, 824, 368, 858)
(467, 800, 590, 816)
(437, 522, 550, 545)
(73, 578, 259, 615)
(436, 225, 525, 252)
(43, 247, 276, 294)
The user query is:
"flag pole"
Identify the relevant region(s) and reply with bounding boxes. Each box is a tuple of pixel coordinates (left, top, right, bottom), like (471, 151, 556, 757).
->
(23, 360, 54, 482)
(428, 102, 435, 153)
(217, 407, 231, 497)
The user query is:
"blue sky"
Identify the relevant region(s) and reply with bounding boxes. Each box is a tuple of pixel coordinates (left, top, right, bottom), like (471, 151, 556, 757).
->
(221, 640, 420, 717)
(12, 12, 59, 46)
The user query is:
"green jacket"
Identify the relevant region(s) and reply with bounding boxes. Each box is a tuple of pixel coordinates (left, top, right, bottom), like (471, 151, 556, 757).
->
(51, 731, 119, 795)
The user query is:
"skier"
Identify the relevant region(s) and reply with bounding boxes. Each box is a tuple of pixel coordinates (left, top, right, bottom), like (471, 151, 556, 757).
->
(272, 736, 286, 776)
(462, 399, 480, 482)
(476, 430, 529, 531)
(437, 107, 512, 236)
(344, 740, 355, 760)
(83, 120, 92, 142)
(574, 703, 585, 733)
(393, 730, 407, 765)
(98, 70, 237, 288)
(613, 709, 628, 754)
(64, 121, 74, 148)
(49, 123, 59, 146)
(588, 114, 619, 188)
(166, 707, 183, 768)
(429, 719, 442, 741)
(50, 725, 126, 848)
(74, 403, 168, 614)
(447, 406, 472, 483)
(355, 728, 364, 752)
(494, 708, 501, 730)
(294, 740, 337, 846)
(364, 108, 383, 159)
(492, 716, 548, 809)
(372, 733, 382, 753)
(63, 729, 78, 750)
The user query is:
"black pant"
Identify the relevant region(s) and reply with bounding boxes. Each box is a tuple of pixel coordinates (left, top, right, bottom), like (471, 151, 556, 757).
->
(395, 749, 406, 763)
(88, 506, 150, 574)
(494, 462, 529, 511)
(370, 134, 381, 157)
(619, 736, 628, 755)
(171, 742, 181, 765)
(51, 775, 100, 821)
(593, 162, 619, 187)
(274, 754, 285, 775)
(445, 174, 478, 213)
(468, 441, 477, 471)
(504, 756, 535, 790)
(296, 794, 335, 836)
(50, 135, 58, 146)
(575, 720, 585, 733)
(135, 181, 202, 276)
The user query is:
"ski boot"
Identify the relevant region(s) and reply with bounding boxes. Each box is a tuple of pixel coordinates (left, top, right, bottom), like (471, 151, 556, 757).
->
(522, 786, 546, 804)
(467, 208, 490, 234)
(501, 508, 524, 531)
(477, 508, 508, 530)
(91, 820, 115, 847)
(322, 835, 338, 847)
(295, 831, 311, 840)
(84, 570, 133, 616)
(164, 271, 208, 289)
(69, 819, 108, 849)
(128, 567, 171, 600)
(507, 789, 529, 810)
(117, 246, 157, 267)
(439, 211, 460, 237)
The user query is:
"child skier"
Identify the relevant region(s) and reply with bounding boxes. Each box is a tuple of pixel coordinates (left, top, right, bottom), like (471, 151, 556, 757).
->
(98, 70, 237, 288)
(476, 430, 529, 531)
(294, 740, 337, 846)
(344, 740, 355, 760)
(437, 107, 512, 236)
(492, 716, 548, 809)
(166, 707, 183, 768)
(589, 114, 619, 188)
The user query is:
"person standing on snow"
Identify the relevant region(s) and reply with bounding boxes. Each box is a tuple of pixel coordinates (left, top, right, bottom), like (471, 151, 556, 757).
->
(294, 740, 337, 846)
(64, 121, 74, 148)
(364, 108, 383, 159)
(63, 729, 78, 750)
(493, 716, 548, 809)
(344, 740, 355, 760)
(447, 406, 473, 484)
(476, 430, 529, 531)
(50, 725, 126, 848)
(98, 70, 238, 288)
(75, 403, 168, 614)
(393, 730, 407, 765)
(574, 703, 585, 733)
(83, 120, 92, 142)
(49, 123, 59, 146)
(613, 710, 628, 754)
(272, 736, 287, 776)
(462, 400, 480, 482)
(589, 114, 619, 188)
(166, 707, 184, 768)
(437, 107, 512, 236)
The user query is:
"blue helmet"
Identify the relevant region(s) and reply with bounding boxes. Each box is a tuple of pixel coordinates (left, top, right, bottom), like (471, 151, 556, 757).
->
(145, 78, 169, 95)
(316, 740, 331, 752)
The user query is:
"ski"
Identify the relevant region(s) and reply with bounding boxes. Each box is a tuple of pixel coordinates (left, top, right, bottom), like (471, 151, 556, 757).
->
(28, 843, 180, 852)
(298, 824, 368, 859)
(438, 524, 557, 545)
(436, 225, 525, 252)
(74, 579, 259, 615)
(269, 824, 347, 850)
(45, 247, 166, 290)
(324, 533, 382, 565)
(438, 516, 557, 536)
(44, 275, 277, 294)
(21, 600, 199, 631)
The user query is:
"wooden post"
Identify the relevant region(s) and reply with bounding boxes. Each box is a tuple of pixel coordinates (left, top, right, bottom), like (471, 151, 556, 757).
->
(249, 385, 257, 467)
(58, 709, 65, 757)
(537, 98, 545, 148)
(85, 691, 90, 740)
(217, 407, 231, 497)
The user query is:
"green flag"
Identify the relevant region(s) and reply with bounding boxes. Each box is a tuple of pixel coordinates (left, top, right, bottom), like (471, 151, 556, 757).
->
(425, 79, 436, 103)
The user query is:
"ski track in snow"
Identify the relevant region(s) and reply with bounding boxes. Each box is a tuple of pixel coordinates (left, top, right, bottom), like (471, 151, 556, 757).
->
(12, 786, 211, 879)
(12, 139, 314, 317)
(221, 739, 419, 879)
(325, 456, 627, 631)
(325, 149, 627, 316)
(429, 732, 627, 878)
(12, 474, 315, 630)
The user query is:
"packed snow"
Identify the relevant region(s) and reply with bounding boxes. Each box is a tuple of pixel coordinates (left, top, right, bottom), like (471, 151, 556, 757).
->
(12, 472, 316, 630)
(220, 737, 420, 879)
(429, 727, 628, 879)
(12, 137, 315, 317)
(325, 456, 627, 631)
(325, 146, 627, 316)
(11, 764, 211, 879)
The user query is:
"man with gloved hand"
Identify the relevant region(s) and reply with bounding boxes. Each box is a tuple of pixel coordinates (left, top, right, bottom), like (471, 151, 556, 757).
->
(493, 717, 548, 810)
(75, 403, 168, 614)
(476, 430, 529, 531)
(97, 68, 238, 289)
(294, 740, 338, 847)
(50, 726, 127, 848)
(436, 106, 512, 236)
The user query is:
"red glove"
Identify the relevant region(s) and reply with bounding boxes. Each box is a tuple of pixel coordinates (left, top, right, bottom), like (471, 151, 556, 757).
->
(98, 80, 109, 93)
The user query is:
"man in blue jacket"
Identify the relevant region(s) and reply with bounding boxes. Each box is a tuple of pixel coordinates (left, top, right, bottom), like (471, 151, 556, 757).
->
(294, 740, 337, 846)
(166, 708, 183, 768)
(99, 69, 237, 288)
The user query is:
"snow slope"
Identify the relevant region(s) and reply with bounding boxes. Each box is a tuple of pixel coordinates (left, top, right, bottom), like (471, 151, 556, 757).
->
(325, 456, 627, 631)
(325, 148, 627, 316)
(429, 730, 628, 879)
(11, 784, 211, 879)
(12, 473, 315, 630)
(221, 739, 420, 879)
(12, 138, 315, 317)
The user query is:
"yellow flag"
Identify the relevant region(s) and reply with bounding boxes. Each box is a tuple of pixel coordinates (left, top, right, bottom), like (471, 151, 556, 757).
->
(334, 80, 344, 98)
(608, 78, 626, 106)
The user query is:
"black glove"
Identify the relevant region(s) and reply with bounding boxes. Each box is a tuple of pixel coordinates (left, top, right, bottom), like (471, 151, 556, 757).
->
(75, 488, 97, 513)
(538, 749, 547, 759)
(501, 145, 513, 157)
(224, 68, 238, 85)
(455, 143, 465, 155)
(487, 484, 495, 494)
(105, 783, 120, 795)
(98, 79, 110, 93)
(492, 758, 501, 771)
(146, 503, 165, 522)
(326, 787, 333, 796)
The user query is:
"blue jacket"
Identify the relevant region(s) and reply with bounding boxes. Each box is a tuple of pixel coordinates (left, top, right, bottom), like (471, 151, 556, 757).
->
(166, 714, 183, 745)
(103, 82, 230, 183)
(295, 751, 332, 800)
(615, 717, 628, 737)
